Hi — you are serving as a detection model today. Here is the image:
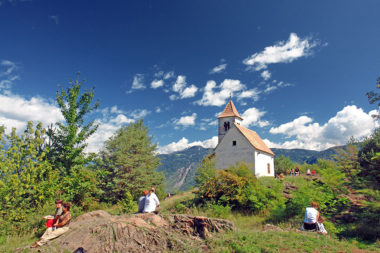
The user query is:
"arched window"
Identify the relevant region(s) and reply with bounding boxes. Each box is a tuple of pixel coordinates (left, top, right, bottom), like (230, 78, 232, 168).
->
(267, 163, 271, 174)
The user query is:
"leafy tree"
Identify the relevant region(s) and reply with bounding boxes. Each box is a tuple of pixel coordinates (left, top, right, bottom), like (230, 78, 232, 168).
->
(47, 74, 99, 175)
(99, 120, 164, 202)
(274, 155, 294, 175)
(0, 122, 57, 224)
(195, 155, 217, 187)
(358, 128, 380, 188)
(333, 145, 361, 183)
(366, 76, 380, 120)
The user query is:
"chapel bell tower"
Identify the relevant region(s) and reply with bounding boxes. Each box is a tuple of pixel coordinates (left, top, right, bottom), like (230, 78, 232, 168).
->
(217, 99, 243, 144)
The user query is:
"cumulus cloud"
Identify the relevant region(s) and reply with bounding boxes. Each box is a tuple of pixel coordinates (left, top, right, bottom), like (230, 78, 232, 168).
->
(268, 105, 378, 150)
(171, 75, 198, 99)
(151, 79, 164, 89)
(157, 136, 218, 154)
(243, 33, 319, 71)
(210, 63, 227, 74)
(176, 113, 197, 127)
(261, 70, 271, 80)
(0, 93, 63, 133)
(86, 107, 135, 153)
(127, 74, 145, 93)
(241, 107, 270, 128)
(196, 79, 257, 106)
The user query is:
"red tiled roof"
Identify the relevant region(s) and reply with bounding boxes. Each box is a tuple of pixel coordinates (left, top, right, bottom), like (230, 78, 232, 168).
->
(234, 123, 274, 156)
(218, 100, 243, 120)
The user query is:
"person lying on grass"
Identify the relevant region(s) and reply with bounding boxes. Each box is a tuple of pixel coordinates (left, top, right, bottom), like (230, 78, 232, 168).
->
(31, 203, 72, 248)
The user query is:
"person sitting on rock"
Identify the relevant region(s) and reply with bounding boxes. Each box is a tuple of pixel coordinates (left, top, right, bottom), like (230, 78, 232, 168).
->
(44, 199, 63, 228)
(143, 187, 160, 214)
(138, 190, 149, 213)
(303, 201, 319, 231)
(31, 203, 72, 248)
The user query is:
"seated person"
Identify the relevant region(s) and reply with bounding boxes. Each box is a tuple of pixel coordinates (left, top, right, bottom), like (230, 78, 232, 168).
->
(138, 190, 149, 213)
(295, 167, 300, 176)
(303, 201, 319, 231)
(317, 216, 328, 234)
(44, 199, 63, 228)
(31, 203, 72, 248)
(143, 187, 160, 213)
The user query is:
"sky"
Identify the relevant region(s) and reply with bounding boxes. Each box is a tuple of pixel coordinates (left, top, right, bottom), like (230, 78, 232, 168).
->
(0, 0, 379, 154)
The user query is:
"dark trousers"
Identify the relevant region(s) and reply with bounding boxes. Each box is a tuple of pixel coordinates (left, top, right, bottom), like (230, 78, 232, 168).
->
(304, 222, 318, 230)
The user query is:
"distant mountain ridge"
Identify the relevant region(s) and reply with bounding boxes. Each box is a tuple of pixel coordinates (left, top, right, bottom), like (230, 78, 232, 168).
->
(158, 145, 347, 192)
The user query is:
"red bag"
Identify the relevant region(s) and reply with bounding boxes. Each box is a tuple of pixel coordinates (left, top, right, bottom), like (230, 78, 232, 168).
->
(45, 219, 54, 228)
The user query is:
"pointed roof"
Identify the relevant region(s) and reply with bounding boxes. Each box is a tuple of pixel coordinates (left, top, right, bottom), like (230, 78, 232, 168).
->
(234, 123, 274, 156)
(218, 99, 243, 120)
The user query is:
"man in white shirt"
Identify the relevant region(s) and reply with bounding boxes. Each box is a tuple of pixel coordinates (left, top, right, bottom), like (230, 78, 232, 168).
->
(143, 187, 160, 213)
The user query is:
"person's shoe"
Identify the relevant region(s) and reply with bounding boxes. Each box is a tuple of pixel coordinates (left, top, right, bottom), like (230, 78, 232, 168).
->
(30, 243, 40, 248)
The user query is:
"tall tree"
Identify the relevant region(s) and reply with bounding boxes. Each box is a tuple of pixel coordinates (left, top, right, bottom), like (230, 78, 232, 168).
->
(47, 74, 99, 175)
(366, 76, 380, 120)
(0, 122, 57, 223)
(99, 120, 164, 202)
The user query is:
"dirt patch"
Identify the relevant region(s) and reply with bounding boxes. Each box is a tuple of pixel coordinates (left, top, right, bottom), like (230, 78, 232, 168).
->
(29, 210, 235, 253)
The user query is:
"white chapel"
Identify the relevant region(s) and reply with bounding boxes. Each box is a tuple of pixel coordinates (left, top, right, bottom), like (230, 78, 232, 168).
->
(214, 99, 275, 177)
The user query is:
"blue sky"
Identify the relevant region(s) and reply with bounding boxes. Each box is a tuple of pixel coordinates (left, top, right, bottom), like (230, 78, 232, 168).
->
(0, 0, 379, 153)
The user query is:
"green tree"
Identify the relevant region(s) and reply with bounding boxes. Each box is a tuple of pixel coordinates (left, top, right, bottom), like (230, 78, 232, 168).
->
(366, 76, 380, 120)
(333, 144, 361, 183)
(274, 155, 294, 175)
(0, 122, 57, 224)
(195, 155, 217, 187)
(358, 128, 380, 188)
(47, 74, 99, 175)
(99, 120, 164, 202)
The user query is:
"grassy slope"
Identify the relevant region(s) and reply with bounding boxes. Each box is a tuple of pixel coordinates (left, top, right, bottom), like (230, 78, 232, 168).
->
(162, 190, 380, 253)
(2, 188, 379, 253)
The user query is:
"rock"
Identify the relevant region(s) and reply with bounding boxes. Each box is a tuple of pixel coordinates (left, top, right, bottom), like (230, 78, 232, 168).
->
(32, 211, 234, 253)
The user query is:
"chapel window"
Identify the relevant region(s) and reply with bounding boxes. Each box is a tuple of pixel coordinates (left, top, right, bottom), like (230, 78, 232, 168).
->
(267, 163, 271, 174)
(232, 140, 236, 146)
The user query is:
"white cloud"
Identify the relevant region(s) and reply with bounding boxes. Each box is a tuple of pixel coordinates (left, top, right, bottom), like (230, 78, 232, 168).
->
(151, 79, 164, 89)
(86, 108, 135, 153)
(0, 93, 64, 133)
(176, 113, 197, 126)
(130, 109, 150, 119)
(243, 33, 319, 71)
(210, 63, 227, 74)
(155, 107, 161, 113)
(129, 73, 145, 92)
(181, 85, 198, 98)
(173, 75, 186, 92)
(0, 60, 19, 93)
(241, 107, 270, 128)
(268, 105, 378, 150)
(264, 80, 292, 94)
(164, 71, 174, 80)
(157, 136, 218, 154)
(171, 75, 198, 99)
(261, 70, 271, 80)
(237, 88, 260, 102)
(196, 79, 254, 106)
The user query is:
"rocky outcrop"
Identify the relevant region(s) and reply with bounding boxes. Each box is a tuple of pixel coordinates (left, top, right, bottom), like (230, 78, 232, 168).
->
(33, 210, 235, 253)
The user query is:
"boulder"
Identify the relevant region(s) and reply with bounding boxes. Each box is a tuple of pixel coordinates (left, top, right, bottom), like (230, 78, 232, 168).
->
(32, 211, 235, 253)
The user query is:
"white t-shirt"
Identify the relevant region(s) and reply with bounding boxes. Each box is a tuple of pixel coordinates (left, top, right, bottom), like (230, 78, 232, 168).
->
(143, 192, 160, 213)
(304, 207, 318, 223)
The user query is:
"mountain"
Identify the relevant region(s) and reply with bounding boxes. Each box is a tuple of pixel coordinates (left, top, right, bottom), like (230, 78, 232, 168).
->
(157, 146, 212, 193)
(158, 145, 348, 192)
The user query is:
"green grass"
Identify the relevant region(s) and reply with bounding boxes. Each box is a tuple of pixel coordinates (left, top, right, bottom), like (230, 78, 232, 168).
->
(1, 190, 379, 252)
